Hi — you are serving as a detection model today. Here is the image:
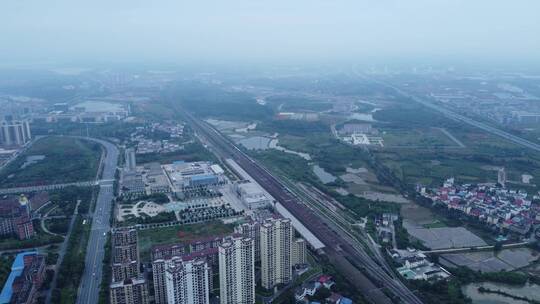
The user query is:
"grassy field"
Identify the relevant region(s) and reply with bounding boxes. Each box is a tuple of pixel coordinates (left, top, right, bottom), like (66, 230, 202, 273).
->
(136, 141, 216, 164)
(372, 105, 540, 190)
(0, 136, 102, 187)
(31, 121, 142, 140)
(53, 215, 91, 304)
(138, 221, 234, 261)
(265, 95, 333, 112)
(382, 128, 458, 148)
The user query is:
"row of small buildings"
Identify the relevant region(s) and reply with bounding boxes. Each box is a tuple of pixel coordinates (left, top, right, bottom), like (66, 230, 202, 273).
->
(129, 122, 185, 155)
(110, 216, 307, 304)
(419, 178, 539, 235)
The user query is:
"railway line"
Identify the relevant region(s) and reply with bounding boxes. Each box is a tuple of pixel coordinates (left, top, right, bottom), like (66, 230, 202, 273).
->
(182, 111, 423, 304)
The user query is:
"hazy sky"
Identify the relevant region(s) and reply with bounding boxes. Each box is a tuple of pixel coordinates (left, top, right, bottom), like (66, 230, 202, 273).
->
(1, 0, 539, 66)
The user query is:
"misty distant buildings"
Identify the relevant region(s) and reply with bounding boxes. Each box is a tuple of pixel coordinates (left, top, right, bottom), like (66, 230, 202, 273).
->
(33, 100, 130, 124)
(125, 148, 137, 172)
(498, 167, 507, 188)
(0, 120, 31, 147)
(511, 111, 540, 124)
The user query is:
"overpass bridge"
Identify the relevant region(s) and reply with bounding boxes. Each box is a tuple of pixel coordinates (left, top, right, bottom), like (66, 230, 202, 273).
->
(0, 181, 99, 195)
(421, 241, 530, 254)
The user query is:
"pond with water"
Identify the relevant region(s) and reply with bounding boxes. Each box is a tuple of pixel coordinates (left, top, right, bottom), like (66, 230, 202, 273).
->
(313, 165, 337, 184)
(462, 282, 540, 304)
(238, 136, 271, 150)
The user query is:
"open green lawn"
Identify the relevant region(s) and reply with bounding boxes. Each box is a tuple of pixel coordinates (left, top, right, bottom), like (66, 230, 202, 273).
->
(138, 221, 234, 261)
(373, 118, 540, 190)
(382, 128, 458, 147)
(371, 104, 540, 191)
(0, 136, 102, 187)
(265, 95, 333, 112)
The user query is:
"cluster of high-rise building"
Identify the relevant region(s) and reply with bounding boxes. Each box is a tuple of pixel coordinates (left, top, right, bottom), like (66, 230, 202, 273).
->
(143, 216, 307, 304)
(0, 120, 31, 147)
(109, 228, 149, 304)
(152, 242, 216, 304)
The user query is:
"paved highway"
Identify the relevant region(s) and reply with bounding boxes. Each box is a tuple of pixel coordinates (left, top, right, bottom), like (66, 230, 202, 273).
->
(183, 112, 422, 304)
(76, 138, 119, 304)
(349, 66, 540, 153)
(375, 80, 540, 153)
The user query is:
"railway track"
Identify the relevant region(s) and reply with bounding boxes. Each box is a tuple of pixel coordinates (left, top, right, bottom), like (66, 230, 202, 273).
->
(182, 111, 423, 304)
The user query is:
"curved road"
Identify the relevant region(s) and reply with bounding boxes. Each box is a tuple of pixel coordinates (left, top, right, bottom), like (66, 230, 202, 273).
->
(75, 137, 119, 304)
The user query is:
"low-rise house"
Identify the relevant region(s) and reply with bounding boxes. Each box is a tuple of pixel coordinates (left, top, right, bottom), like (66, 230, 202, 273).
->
(294, 282, 321, 301)
(318, 275, 335, 289)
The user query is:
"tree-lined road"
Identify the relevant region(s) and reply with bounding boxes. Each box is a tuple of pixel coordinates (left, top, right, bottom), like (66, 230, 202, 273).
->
(76, 138, 119, 304)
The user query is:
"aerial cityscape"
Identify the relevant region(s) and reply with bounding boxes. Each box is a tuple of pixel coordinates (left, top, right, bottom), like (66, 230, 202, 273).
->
(0, 1, 539, 304)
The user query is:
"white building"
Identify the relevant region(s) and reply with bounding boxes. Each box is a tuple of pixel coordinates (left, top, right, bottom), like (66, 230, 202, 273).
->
(125, 148, 137, 171)
(0, 120, 31, 146)
(292, 238, 307, 267)
(498, 167, 506, 188)
(233, 181, 272, 209)
(260, 218, 293, 289)
(218, 235, 255, 304)
(163, 161, 225, 196)
(165, 259, 210, 304)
